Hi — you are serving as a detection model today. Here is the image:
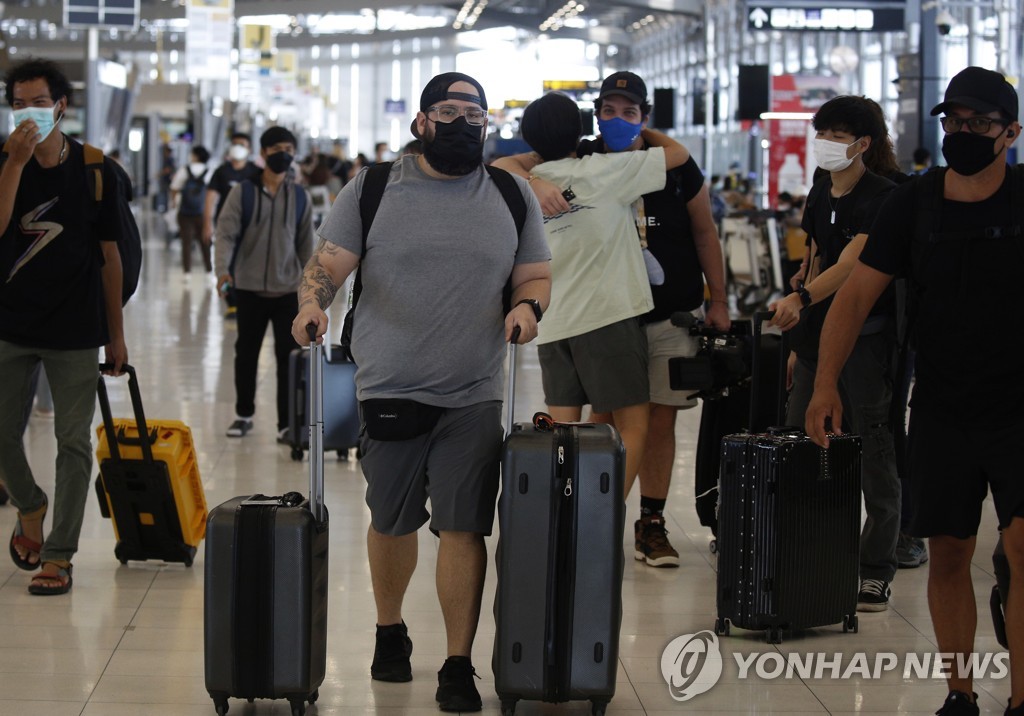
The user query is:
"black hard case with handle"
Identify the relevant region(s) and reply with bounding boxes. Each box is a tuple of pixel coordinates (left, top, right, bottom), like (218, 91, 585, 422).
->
(204, 327, 329, 716)
(713, 312, 862, 643)
(285, 342, 359, 461)
(492, 333, 626, 716)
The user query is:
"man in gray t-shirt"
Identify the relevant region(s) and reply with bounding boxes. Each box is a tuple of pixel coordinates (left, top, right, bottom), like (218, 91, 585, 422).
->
(291, 72, 550, 713)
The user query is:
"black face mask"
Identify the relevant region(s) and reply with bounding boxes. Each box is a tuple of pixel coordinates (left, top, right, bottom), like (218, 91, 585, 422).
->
(265, 151, 294, 174)
(941, 131, 1001, 176)
(422, 117, 484, 176)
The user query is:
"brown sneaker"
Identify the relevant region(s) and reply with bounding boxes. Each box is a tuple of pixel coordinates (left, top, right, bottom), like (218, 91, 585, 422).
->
(634, 516, 680, 568)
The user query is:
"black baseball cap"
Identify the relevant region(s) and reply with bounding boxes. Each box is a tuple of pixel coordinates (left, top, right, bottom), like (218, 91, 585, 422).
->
(930, 66, 1018, 120)
(411, 72, 488, 138)
(598, 71, 648, 105)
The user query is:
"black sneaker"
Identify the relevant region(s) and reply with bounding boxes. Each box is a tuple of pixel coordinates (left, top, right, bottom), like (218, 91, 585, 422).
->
(371, 622, 413, 682)
(857, 578, 891, 612)
(436, 656, 482, 712)
(936, 691, 978, 716)
(225, 418, 253, 438)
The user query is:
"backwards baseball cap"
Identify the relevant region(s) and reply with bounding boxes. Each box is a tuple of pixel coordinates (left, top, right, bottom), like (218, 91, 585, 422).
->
(598, 71, 648, 105)
(930, 66, 1019, 121)
(419, 71, 487, 112)
(411, 71, 488, 138)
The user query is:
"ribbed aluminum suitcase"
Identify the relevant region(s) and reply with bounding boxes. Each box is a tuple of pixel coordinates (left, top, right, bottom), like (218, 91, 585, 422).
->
(492, 334, 626, 716)
(204, 328, 329, 716)
(715, 429, 862, 643)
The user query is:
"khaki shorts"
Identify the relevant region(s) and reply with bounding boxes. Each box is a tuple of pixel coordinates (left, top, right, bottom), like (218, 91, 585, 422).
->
(537, 318, 648, 413)
(359, 401, 502, 536)
(646, 315, 702, 408)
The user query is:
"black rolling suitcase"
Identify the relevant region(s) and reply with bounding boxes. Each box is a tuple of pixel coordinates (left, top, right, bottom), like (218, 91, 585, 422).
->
(284, 343, 359, 461)
(493, 333, 626, 716)
(714, 312, 862, 643)
(204, 327, 329, 716)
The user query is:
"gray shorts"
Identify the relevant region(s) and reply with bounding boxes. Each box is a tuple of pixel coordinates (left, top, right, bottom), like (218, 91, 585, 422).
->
(537, 318, 649, 413)
(359, 401, 502, 537)
(646, 315, 701, 408)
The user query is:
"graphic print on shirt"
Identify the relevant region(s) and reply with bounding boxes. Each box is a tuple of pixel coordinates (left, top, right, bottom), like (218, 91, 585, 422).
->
(7, 197, 62, 283)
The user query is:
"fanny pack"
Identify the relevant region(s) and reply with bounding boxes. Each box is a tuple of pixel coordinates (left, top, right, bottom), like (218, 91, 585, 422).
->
(361, 399, 445, 441)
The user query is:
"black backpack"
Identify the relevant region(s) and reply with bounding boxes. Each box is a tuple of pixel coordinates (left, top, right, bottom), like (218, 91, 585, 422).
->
(179, 166, 206, 216)
(340, 161, 528, 360)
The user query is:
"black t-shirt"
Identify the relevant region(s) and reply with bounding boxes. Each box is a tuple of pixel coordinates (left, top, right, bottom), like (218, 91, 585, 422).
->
(208, 161, 261, 221)
(791, 170, 895, 358)
(860, 168, 1021, 419)
(577, 138, 706, 321)
(0, 141, 119, 349)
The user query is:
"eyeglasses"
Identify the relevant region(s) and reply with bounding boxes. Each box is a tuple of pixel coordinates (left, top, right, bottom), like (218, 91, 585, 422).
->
(940, 116, 1009, 134)
(427, 104, 488, 126)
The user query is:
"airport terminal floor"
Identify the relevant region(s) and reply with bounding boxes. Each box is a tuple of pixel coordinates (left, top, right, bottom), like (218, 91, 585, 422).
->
(0, 210, 1009, 714)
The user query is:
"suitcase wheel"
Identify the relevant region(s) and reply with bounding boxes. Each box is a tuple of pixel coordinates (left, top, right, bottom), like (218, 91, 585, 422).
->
(288, 697, 305, 716)
(308, 689, 319, 704)
(766, 627, 782, 644)
(338, 449, 349, 461)
(591, 699, 608, 716)
(212, 696, 229, 715)
(843, 613, 859, 634)
(500, 698, 517, 715)
(714, 617, 730, 636)
(290, 447, 304, 462)
(708, 538, 718, 555)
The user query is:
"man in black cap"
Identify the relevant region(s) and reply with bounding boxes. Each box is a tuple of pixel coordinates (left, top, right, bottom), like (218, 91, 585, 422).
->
(292, 72, 550, 712)
(806, 67, 1021, 716)
(578, 70, 730, 570)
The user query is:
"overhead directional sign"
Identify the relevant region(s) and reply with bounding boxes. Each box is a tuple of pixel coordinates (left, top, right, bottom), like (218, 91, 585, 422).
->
(748, 6, 905, 32)
(64, 0, 139, 30)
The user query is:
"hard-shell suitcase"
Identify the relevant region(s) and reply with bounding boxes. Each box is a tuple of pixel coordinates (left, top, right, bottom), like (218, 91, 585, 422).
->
(95, 364, 207, 566)
(714, 429, 862, 643)
(284, 343, 359, 461)
(493, 333, 626, 716)
(204, 327, 329, 716)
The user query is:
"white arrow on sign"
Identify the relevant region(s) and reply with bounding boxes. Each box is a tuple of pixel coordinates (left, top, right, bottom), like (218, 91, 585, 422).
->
(749, 7, 769, 28)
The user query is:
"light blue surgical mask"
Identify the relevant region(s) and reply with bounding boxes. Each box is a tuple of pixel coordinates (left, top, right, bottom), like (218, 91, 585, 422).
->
(12, 105, 62, 142)
(597, 116, 643, 151)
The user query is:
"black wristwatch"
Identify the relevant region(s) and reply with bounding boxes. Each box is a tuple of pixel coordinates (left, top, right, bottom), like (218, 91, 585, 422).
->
(797, 286, 812, 308)
(516, 298, 543, 322)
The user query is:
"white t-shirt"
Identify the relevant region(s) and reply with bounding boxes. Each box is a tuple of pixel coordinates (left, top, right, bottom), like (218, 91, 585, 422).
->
(530, 148, 667, 344)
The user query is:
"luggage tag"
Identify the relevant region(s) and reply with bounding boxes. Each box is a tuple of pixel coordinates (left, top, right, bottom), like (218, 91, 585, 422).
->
(531, 412, 598, 431)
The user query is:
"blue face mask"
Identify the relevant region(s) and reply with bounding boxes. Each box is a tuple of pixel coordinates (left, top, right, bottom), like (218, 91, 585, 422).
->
(598, 116, 643, 151)
(12, 105, 62, 142)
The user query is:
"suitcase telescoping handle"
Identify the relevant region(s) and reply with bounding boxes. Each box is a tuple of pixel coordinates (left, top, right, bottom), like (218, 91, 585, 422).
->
(307, 324, 326, 522)
(97, 363, 155, 463)
(505, 325, 521, 438)
(749, 310, 789, 431)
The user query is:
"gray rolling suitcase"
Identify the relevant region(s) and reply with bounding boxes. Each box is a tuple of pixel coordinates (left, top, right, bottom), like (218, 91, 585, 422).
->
(285, 342, 359, 461)
(204, 327, 329, 716)
(493, 334, 626, 716)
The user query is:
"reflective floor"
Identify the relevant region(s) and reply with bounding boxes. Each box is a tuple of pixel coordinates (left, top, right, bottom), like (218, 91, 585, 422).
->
(0, 211, 1008, 715)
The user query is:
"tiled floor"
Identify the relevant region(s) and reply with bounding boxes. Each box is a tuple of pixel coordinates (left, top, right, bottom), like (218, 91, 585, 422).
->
(0, 211, 1009, 715)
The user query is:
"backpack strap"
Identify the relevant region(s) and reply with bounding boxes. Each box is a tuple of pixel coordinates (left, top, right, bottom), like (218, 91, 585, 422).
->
(83, 143, 105, 204)
(229, 180, 257, 275)
(294, 183, 307, 236)
(483, 164, 527, 313)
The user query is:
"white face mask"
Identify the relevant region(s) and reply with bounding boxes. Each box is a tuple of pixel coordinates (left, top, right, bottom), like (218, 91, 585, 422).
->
(812, 137, 861, 172)
(189, 161, 207, 175)
(12, 105, 62, 142)
(228, 144, 249, 162)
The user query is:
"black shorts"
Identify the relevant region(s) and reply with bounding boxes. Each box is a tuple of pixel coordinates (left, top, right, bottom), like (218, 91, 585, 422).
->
(907, 410, 1024, 539)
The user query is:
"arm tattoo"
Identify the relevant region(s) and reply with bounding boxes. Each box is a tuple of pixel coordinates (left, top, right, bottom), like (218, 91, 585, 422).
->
(300, 252, 339, 310)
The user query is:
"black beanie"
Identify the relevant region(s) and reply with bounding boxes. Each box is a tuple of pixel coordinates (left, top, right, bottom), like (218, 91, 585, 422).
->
(520, 92, 581, 162)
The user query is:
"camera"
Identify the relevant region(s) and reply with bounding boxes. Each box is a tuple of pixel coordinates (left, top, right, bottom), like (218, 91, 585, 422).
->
(667, 313, 753, 399)
(936, 9, 954, 36)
